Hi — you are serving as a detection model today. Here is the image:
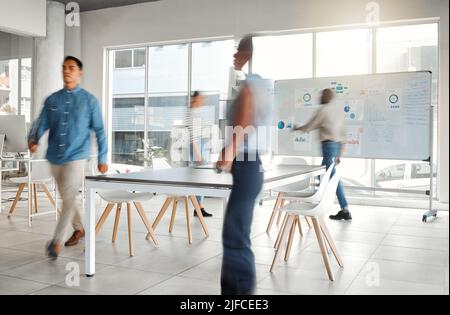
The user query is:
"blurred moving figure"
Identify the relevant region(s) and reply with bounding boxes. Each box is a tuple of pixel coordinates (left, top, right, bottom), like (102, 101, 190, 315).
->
(217, 35, 273, 295)
(294, 88, 352, 221)
(186, 91, 213, 217)
(28, 56, 108, 259)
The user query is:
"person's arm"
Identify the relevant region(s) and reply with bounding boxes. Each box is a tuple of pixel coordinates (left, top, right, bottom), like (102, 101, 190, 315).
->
(294, 110, 323, 133)
(217, 85, 254, 171)
(28, 99, 50, 153)
(192, 141, 203, 164)
(90, 97, 108, 173)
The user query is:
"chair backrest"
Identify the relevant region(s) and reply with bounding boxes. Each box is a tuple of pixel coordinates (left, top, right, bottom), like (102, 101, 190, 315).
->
(314, 172, 341, 216)
(275, 156, 310, 190)
(313, 162, 335, 199)
(29, 160, 52, 181)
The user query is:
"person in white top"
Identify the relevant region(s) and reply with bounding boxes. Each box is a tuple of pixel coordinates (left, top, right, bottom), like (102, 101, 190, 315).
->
(186, 91, 212, 217)
(294, 89, 352, 221)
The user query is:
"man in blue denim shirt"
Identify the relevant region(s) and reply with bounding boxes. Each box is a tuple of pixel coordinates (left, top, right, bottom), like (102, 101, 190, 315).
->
(28, 56, 108, 259)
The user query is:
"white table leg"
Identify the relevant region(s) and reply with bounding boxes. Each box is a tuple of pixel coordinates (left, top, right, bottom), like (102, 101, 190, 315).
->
(85, 186, 96, 277)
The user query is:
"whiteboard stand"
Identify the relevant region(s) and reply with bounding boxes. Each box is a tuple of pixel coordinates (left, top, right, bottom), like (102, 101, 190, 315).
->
(422, 105, 438, 223)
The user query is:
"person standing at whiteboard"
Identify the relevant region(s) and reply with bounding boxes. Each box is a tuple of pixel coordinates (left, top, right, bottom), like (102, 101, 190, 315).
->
(294, 89, 352, 221)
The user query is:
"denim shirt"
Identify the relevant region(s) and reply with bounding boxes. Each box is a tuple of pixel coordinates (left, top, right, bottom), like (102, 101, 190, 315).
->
(28, 86, 108, 165)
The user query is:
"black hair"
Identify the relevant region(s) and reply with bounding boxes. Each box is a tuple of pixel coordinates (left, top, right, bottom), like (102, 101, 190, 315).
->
(191, 91, 201, 98)
(237, 35, 254, 55)
(64, 56, 83, 70)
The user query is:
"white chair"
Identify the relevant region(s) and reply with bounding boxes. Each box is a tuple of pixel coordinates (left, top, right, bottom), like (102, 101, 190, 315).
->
(273, 162, 335, 249)
(270, 173, 344, 281)
(94, 165, 159, 257)
(8, 160, 57, 221)
(149, 158, 209, 245)
(266, 157, 320, 233)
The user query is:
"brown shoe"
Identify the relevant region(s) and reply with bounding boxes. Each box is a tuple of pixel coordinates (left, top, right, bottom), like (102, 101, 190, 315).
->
(64, 229, 85, 247)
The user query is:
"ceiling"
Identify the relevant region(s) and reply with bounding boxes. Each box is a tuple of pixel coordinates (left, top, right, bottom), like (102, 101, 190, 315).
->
(57, 0, 161, 12)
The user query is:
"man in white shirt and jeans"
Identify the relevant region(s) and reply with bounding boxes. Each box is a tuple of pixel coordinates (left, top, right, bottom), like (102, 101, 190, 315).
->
(294, 88, 352, 221)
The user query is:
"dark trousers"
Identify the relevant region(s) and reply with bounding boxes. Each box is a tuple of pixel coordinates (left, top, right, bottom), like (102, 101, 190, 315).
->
(221, 153, 263, 295)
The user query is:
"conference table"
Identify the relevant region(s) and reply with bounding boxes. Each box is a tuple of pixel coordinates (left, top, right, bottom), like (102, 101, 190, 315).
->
(84, 164, 325, 276)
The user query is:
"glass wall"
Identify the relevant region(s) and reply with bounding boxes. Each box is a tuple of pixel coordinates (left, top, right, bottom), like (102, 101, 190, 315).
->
(108, 39, 235, 167)
(110, 48, 146, 166)
(0, 31, 33, 123)
(375, 23, 438, 197)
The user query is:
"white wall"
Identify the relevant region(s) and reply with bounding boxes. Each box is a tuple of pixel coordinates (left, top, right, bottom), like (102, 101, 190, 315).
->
(0, 0, 46, 37)
(0, 32, 33, 60)
(78, 0, 449, 203)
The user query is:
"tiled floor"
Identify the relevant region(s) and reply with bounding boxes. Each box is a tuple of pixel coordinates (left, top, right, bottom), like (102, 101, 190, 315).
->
(0, 191, 448, 295)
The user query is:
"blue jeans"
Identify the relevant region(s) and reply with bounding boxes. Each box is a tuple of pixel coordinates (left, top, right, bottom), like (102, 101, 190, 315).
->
(190, 139, 209, 205)
(321, 141, 349, 210)
(221, 153, 263, 295)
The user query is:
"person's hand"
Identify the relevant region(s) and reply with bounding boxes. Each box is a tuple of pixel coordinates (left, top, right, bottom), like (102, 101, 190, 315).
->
(293, 125, 303, 132)
(98, 163, 108, 174)
(28, 142, 38, 154)
(335, 156, 341, 166)
(194, 159, 204, 166)
(216, 159, 233, 173)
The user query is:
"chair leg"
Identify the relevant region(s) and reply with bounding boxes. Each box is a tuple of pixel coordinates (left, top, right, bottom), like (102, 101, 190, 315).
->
(95, 203, 115, 234)
(33, 184, 38, 213)
(266, 192, 283, 233)
(276, 198, 286, 225)
(184, 197, 192, 245)
(319, 217, 344, 268)
(274, 213, 288, 249)
(112, 203, 122, 243)
(284, 216, 298, 262)
(189, 196, 209, 236)
(152, 197, 173, 230)
(311, 217, 335, 281)
(134, 202, 158, 246)
(42, 184, 58, 210)
(270, 214, 294, 272)
(169, 198, 177, 233)
(297, 216, 303, 237)
(8, 183, 26, 217)
(305, 217, 313, 229)
(126, 203, 134, 256)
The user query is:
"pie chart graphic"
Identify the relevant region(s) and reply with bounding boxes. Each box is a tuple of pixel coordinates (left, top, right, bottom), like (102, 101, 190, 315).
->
(303, 93, 312, 103)
(389, 94, 399, 104)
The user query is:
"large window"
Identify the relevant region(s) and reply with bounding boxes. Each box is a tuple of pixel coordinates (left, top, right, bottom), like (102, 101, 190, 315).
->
(253, 33, 313, 80)
(316, 29, 372, 77)
(108, 39, 235, 167)
(0, 58, 32, 122)
(375, 23, 438, 197)
(147, 44, 189, 164)
(110, 48, 146, 166)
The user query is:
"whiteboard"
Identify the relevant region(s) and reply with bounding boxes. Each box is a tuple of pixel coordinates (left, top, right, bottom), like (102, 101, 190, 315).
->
(274, 72, 432, 161)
